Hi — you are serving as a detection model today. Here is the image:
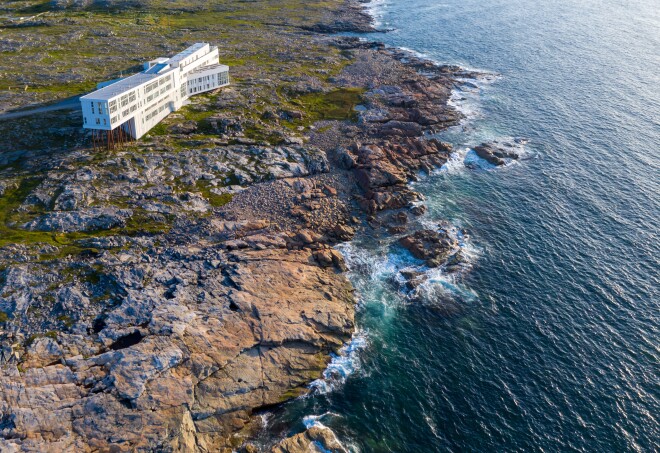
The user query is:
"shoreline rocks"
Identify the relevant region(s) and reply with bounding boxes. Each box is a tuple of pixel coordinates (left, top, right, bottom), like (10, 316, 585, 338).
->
(472, 141, 522, 166)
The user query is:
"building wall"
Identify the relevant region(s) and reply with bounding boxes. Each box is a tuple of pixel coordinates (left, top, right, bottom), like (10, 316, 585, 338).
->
(82, 43, 228, 140)
(186, 67, 230, 96)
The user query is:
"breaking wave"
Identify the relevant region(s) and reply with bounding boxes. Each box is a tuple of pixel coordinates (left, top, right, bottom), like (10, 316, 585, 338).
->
(309, 331, 369, 395)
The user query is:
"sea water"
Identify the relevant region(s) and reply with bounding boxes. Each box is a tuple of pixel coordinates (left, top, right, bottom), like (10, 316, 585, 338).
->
(259, 0, 659, 450)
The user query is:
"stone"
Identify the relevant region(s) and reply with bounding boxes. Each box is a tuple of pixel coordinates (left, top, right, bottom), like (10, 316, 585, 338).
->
(24, 207, 133, 233)
(399, 229, 459, 267)
(271, 426, 349, 453)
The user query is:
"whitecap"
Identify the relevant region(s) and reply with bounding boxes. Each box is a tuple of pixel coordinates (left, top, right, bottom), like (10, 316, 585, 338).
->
(309, 330, 369, 394)
(437, 146, 471, 174)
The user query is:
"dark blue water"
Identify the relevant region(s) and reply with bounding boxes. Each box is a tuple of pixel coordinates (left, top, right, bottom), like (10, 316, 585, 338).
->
(263, 0, 660, 451)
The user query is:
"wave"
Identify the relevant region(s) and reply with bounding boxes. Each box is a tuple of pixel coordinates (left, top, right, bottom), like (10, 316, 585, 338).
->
(303, 413, 361, 453)
(309, 330, 369, 394)
(437, 137, 531, 175)
(362, 0, 389, 28)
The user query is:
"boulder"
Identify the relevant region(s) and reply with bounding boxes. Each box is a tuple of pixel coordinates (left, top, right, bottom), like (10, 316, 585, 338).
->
(399, 229, 459, 267)
(473, 142, 520, 166)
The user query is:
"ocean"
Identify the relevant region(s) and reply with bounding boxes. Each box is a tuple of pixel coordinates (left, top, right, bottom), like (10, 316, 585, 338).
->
(260, 0, 660, 450)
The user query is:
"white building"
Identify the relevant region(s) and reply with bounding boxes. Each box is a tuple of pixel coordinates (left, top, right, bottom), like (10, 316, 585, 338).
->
(80, 43, 229, 140)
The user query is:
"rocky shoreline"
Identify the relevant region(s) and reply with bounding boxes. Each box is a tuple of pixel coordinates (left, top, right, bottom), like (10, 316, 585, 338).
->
(0, 0, 477, 451)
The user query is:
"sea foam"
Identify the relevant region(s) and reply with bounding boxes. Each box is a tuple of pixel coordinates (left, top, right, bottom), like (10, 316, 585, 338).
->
(309, 330, 369, 394)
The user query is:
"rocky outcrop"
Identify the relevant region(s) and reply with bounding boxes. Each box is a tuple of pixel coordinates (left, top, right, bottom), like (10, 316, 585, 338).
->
(399, 228, 460, 267)
(472, 141, 522, 166)
(269, 426, 349, 453)
(24, 207, 133, 232)
(0, 3, 476, 450)
(347, 138, 451, 214)
(0, 238, 354, 451)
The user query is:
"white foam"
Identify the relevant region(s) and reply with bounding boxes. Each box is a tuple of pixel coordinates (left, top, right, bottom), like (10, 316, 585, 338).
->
(309, 330, 369, 394)
(446, 75, 499, 127)
(363, 0, 388, 28)
(438, 146, 471, 174)
(301, 413, 360, 453)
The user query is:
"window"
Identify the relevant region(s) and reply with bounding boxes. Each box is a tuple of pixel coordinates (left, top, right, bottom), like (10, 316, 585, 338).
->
(91, 102, 95, 114)
(98, 102, 103, 114)
(84, 117, 87, 124)
(95, 118, 100, 125)
(103, 119, 106, 125)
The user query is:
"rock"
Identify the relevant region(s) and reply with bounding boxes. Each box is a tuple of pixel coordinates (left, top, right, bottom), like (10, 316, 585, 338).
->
(330, 224, 355, 241)
(359, 108, 391, 123)
(53, 185, 88, 211)
(24, 207, 133, 233)
(0, 247, 354, 451)
(410, 204, 427, 216)
(399, 229, 459, 267)
(334, 147, 357, 169)
(169, 120, 198, 135)
(399, 268, 428, 290)
(24, 337, 63, 368)
(313, 249, 334, 267)
(473, 142, 520, 166)
(271, 426, 349, 453)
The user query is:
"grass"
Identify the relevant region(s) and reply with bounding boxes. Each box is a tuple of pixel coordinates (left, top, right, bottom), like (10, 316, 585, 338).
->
(0, 178, 172, 258)
(195, 181, 234, 207)
(288, 88, 365, 126)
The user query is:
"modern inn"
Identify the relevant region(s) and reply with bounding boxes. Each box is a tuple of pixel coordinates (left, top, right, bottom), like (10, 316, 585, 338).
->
(80, 42, 229, 141)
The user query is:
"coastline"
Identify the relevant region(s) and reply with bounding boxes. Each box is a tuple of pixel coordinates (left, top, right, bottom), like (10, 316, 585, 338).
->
(0, 0, 477, 451)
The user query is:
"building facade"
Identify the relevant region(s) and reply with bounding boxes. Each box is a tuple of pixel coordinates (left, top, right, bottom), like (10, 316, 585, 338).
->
(80, 43, 229, 140)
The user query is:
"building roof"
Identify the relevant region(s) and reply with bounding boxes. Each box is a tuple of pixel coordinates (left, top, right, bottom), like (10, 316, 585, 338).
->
(188, 63, 229, 75)
(80, 70, 170, 101)
(165, 43, 209, 69)
(81, 43, 215, 102)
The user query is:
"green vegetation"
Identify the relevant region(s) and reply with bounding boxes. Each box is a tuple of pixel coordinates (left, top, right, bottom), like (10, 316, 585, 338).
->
(195, 181, 234, 207)
(0, 311, 9, 323)
(292, 88, 365, 124)
(0, 178, 171, 259)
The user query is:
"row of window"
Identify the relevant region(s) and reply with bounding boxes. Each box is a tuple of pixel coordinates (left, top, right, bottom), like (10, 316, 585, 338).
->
(144, 102, 169, 122)
(144, 94, 170, 115)
(144, 74, 172, 95)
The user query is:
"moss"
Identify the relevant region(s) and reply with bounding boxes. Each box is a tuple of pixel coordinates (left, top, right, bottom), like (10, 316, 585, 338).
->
(44, 330, 58, 340)
(292, 88, 364, 123)
(195, 181, 234, 207)
(56, 315, 74, 328)
(123, 210, 173, 235)
(279, 386, 307, 402)
(0, 311, 9, 323)
(146, 123, 169, 137)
